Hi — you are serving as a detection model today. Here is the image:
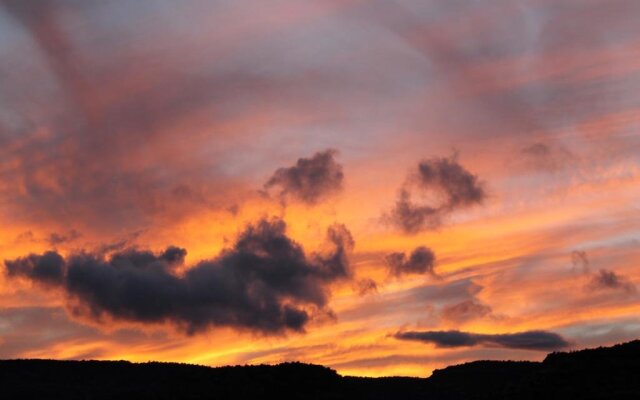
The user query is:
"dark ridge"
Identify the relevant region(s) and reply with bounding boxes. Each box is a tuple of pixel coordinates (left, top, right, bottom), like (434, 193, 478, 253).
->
(1, 340, 639, 399)
(426, 360, 540, 399)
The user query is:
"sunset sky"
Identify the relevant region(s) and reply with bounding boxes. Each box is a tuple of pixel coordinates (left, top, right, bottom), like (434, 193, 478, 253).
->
(1, 0, 640, 377)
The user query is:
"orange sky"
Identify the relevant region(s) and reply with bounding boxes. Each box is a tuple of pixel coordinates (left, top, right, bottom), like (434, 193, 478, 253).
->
(1, 0, 639, 377)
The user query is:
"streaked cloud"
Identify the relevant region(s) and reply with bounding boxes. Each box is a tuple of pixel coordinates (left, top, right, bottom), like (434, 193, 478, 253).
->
(395, 330, 569, 351)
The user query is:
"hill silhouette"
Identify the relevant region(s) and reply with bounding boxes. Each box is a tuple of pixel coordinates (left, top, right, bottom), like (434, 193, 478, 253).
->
(1, 340, 639, 399)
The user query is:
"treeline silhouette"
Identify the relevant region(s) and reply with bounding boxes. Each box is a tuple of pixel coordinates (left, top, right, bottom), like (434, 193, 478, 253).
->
(1, 340, 639, 399)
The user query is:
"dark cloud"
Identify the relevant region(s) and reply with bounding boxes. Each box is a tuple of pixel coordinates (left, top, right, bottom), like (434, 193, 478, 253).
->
(4, 218, 354, 335)
(388, 155, 485, 233)
(441, 300, 492, 323)
(264, 150, 344, 205)
(570, 251, 635, 294)
(388, 189, 442, 233)
(160, 246, 188, 265)
(395, 330, 569, 351)
(316, 223, 354, 280)
(587, 269, 636, 294)
(415, 155, 485, 209)
(106, 245, 187, 273)
(385, 246, 436, 277)
(5, 251, 66, 286)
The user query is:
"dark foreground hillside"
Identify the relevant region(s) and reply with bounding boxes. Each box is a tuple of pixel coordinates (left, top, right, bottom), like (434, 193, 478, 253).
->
(2, 340, 639, 399)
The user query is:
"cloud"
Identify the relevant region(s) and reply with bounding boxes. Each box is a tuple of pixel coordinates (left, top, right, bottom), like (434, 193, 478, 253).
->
(440, 300, 492, 323)
(522, 143, 552, 157)
(570, 251, 635, 294)
(587, 269, 636, 294)
(47, 230, 82, 246)
(263, 149, 344, 205)
(5, 250, 66, 286)
(4, 218, 354, 335)
(571, 250, 589, 273)
(385, 246, 436, 277)
(415, 155, 485, 209)
(395, 330, 569, 351)
(520, 142, 574, 171)
(11, 229, 82, 247)
(354, 278, 378, 296)
(388, 190, 442, 233)
(387, 155, 485, 233)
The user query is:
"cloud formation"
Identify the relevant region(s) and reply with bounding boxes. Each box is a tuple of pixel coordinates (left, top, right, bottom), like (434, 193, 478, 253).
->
(440, 300, 492, 323)
(571, 250, 590, 273)
(388, 155, 485, 233)
(521, 142, 573, 171)
(354, 278, 378, 296)
(264, 150, 344, 205)
(385, 246, 436, 277)
(570, 251, 636, 294)
(5, 251, 66, 286)
(4, 218, 354, 335)
(47, 230, 82, 247)
(588, 269, 636, 294)
(395, 330, 569, 351)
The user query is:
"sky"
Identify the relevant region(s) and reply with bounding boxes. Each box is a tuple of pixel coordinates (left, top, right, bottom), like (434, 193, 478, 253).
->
(0, 0, 639, 377)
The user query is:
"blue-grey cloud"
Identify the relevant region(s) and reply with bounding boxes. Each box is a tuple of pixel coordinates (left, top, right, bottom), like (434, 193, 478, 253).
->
(395, 329, 569, 350)
(388, 155, 485, 233)
(5, 250, 66, 286)
(385, 246, 436, 277)
(4, 218, 354, 335)
(588, 269, 636, 294)
(264, 149, 344, 205)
